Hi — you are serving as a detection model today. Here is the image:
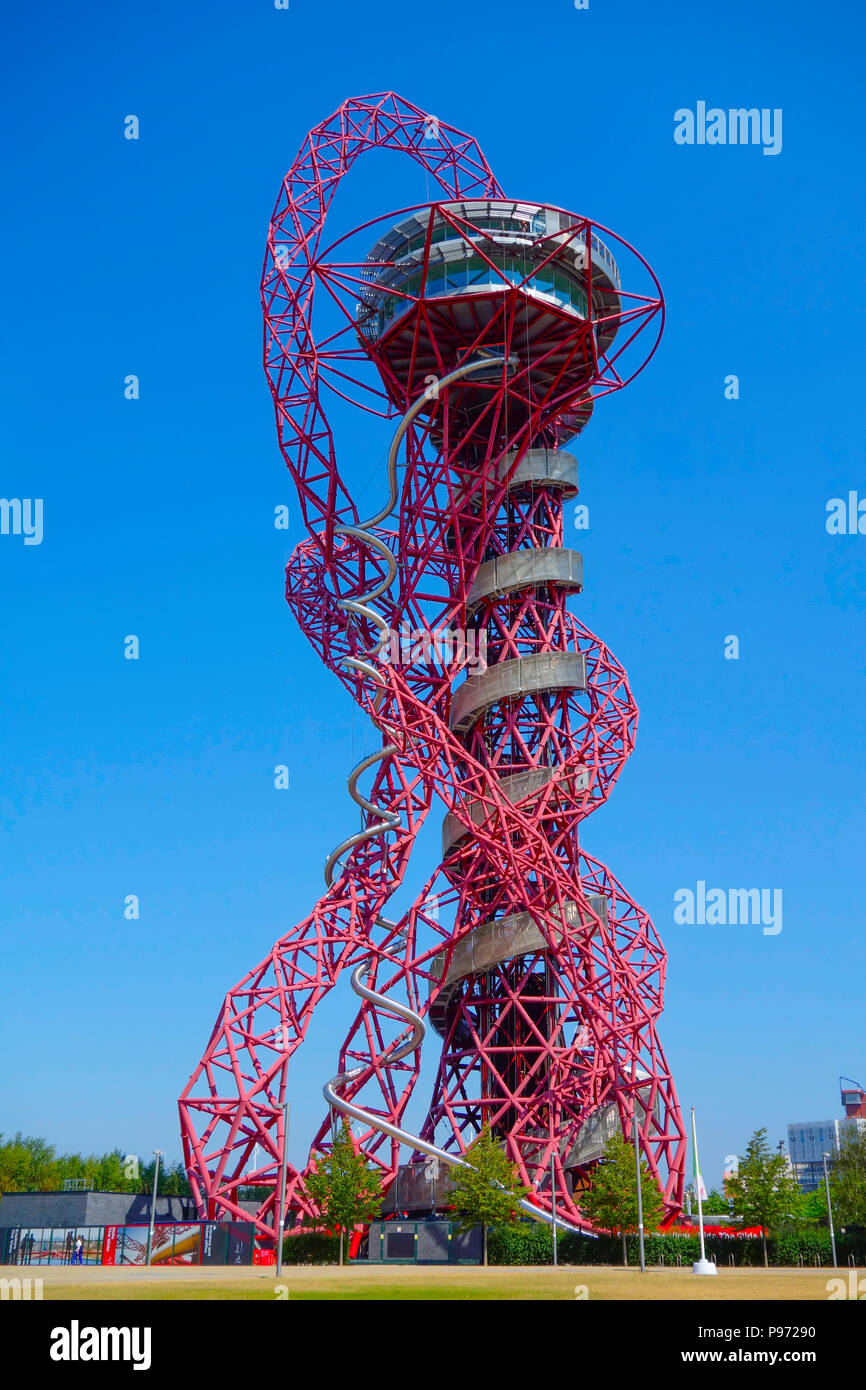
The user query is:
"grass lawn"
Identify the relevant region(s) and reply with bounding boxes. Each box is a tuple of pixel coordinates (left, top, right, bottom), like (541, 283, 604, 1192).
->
(11, 1264, 843, 1301)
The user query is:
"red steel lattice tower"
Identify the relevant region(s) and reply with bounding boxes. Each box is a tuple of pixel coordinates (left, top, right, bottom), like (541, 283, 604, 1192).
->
(178, 93, 687, 1235)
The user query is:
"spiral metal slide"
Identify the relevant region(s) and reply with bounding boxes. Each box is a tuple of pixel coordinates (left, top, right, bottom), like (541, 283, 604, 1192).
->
(321, 358, 586, 1235)
(323, 964, 588, 1236)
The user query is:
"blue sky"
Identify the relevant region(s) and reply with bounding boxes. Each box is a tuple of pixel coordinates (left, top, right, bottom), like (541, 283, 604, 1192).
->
(1, 0, 864, 1189)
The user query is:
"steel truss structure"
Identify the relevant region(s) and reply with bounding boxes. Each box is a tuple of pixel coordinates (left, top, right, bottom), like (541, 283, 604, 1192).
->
(179, 93, 687, 1235)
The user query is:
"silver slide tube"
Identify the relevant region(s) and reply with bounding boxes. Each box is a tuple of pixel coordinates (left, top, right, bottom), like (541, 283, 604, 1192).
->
(324, 962, 587, 1236)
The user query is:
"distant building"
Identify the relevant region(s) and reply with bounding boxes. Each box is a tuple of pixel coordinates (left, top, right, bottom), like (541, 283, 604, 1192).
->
(787, 1120, 847, 1192)
(841, 1086, 866, 1121)
(787, 1084, 866, 1192)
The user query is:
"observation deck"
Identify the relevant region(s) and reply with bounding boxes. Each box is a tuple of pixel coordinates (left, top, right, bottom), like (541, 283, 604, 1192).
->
(356, 201, 621, 434)
(358, 201, 620, 343)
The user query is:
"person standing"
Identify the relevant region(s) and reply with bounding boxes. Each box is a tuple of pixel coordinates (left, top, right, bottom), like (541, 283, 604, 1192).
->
(72, 1234, 84, 1266)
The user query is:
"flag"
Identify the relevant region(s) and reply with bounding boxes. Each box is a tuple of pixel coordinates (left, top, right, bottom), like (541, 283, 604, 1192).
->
(693, 1123, 708, 1202)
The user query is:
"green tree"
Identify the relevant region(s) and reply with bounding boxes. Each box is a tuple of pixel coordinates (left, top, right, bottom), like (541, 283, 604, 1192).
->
(136, 1157, 192, 1199)
(580, 1129, 665, 1265)
(95, 1149, 137, 1193)
(830, 1127, 866, 1229)
(160, 1161, 191, 1197)
(798, 1187, 828, 1225)
(702, 1187, 730, 1216)
(0, 1133, 56, 1192)
(448, 1125, 531, 1266)
(0, 1135, 191, 1202)
(304, 1122, 384, 1264)
(726, 1129, 804, 1266)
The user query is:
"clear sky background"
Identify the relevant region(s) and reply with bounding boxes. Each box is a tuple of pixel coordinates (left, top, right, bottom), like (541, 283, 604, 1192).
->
(1, 0, 863, 1188)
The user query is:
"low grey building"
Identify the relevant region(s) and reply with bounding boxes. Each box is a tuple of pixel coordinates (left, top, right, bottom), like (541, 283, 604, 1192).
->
(0, 1190, 197, 1230)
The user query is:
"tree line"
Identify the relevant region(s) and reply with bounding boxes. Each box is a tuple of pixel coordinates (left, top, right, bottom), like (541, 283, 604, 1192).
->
(0, 1134, 191, 1198)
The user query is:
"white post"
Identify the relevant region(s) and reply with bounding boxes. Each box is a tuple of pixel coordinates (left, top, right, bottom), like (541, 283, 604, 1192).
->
(691, 1108, 716, 1275)
(550, 1152, 558, 1268)
(822, 1152, 838, 1269)
(633, 1109, 645, 1273)
(275, 1100, 291, 1278)
(145, 1150, 162, 1267)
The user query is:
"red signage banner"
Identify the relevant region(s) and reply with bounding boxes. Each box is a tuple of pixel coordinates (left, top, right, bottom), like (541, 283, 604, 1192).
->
(101, 1225, 118, 1265)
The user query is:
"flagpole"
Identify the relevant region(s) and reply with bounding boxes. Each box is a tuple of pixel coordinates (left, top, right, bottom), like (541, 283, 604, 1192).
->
(691, 1107, 706, 1261)
(691, 1106, 717, 1276)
